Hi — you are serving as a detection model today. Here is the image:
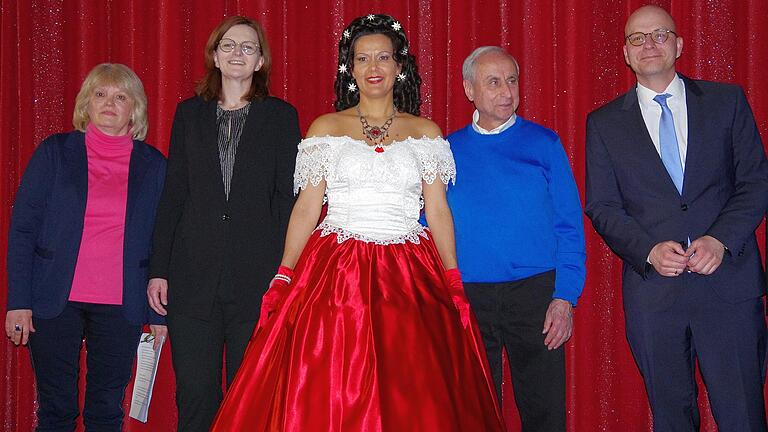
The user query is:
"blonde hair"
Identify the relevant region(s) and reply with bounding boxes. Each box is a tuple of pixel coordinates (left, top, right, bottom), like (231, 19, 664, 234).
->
(72, 63, 148, 140)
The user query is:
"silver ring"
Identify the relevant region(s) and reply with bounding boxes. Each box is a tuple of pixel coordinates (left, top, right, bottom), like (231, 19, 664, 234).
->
(14, 324, 21, 332)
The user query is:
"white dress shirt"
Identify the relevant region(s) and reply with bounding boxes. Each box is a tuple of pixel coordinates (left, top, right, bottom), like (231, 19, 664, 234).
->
(636, 74, 689, 168)
(471, 110, 517, 135)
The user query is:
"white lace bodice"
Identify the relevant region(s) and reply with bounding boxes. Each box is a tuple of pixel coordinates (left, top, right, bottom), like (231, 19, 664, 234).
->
(294, 136, 456, 244)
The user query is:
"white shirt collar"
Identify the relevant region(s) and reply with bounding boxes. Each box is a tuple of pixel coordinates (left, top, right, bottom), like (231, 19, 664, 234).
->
(471, 110, 517, 135)
(636, 74, 685, 108)
(634, 73, 689, 168)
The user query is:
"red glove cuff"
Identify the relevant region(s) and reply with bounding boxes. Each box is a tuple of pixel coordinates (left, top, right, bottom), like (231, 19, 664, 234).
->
(443, 268, 470, 329)
(274, 265, 294, 284)
(444, 268, 461, 285)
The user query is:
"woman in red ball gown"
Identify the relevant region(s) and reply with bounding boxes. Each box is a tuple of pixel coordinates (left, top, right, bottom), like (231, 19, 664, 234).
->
(211, 14, 505, 432)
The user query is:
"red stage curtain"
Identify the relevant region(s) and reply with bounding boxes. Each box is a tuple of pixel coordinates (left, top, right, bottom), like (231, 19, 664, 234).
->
(1, 1, 766, 431)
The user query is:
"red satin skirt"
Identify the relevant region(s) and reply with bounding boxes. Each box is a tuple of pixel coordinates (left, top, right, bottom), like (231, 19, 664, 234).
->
(211, 230, 505, 431)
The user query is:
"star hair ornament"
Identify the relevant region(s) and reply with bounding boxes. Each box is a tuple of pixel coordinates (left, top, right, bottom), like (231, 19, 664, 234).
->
(338, 63, 348, 74)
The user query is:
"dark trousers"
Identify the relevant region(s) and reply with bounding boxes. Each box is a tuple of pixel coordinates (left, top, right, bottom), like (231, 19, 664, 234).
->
(28, 301, 142, 432)
(167, 295, 257, 432)
(465, 271, 565, 432)
(625, 281, 767, 432)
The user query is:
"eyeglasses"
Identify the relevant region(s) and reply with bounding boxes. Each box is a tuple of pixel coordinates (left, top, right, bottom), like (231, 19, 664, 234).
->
(217, 38, 260, 55)
(625, 29, 677, 46)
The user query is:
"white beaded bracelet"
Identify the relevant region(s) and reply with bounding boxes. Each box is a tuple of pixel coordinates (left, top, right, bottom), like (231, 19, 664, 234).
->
(273, 274, 292, 284)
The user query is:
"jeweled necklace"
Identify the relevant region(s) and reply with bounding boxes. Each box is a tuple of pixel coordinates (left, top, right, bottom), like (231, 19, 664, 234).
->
(356, 105, 396, 153)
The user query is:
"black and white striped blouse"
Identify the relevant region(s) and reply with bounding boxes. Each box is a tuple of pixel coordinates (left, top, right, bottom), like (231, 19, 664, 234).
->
(216, 103, 251, 199)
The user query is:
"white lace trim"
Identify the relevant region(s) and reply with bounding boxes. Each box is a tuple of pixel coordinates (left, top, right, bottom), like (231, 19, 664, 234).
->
(293, 138, 338, 194)
(293, 135, 456, 193)
(316, 222, 430, 245)
(410, 137, 457, 185)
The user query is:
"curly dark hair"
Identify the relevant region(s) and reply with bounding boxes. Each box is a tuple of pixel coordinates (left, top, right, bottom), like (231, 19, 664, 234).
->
(333, 14, 422, 115)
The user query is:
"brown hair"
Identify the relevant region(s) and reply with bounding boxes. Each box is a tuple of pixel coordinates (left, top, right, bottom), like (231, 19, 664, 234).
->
(195, 16, 272, 102)
(73, 63, 148, 140)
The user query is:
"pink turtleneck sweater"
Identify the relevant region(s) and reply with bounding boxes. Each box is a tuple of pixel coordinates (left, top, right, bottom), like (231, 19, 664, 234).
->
(69, 123, 133, 304)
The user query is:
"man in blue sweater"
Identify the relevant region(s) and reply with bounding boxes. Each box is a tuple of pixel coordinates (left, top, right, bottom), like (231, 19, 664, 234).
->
(448, 46, 586, 431)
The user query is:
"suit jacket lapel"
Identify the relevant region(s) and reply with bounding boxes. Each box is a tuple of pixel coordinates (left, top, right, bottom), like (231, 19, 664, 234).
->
(680, 76, 704, 198)
(62, 132, 88, 220)
(198, 100, 227, 203)
(125, 142, 149, 227)
(229, 98, 267, 196)
(620, 88, 681, 196)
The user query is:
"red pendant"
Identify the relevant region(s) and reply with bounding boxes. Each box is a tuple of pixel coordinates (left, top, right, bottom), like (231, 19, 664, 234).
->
(370, 127, 382, 137)
(375, 146, 384, 153)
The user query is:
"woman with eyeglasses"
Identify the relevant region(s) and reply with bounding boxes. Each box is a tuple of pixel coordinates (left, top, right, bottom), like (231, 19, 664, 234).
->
(5, 63, 167, 431)
(147, 15, 300, 431)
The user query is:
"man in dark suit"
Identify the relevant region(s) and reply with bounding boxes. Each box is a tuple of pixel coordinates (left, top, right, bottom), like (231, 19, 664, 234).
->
(585, 5, 768, 431)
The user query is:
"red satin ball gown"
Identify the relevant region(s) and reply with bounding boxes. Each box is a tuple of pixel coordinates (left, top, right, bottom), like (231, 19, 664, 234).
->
(211, 136, 505, 431)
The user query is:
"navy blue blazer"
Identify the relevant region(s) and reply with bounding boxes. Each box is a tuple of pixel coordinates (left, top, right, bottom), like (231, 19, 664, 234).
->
(585, 76, 768, 311)
(7, 131, 166, 325)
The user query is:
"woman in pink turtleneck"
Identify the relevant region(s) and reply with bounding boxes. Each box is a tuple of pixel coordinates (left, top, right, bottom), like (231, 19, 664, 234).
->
(5, 64, 167, 431)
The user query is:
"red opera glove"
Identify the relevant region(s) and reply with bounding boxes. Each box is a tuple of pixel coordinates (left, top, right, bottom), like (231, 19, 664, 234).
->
(444, 268, 470, 329)
(258, 265, 294, 327)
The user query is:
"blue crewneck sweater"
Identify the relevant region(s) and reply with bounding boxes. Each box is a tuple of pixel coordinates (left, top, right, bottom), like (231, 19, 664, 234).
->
(445, 117, 586, 305)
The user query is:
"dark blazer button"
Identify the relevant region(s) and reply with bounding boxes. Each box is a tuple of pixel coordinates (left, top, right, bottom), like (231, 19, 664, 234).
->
(221, 214, 230, 221)
(680, 203, 688, 211)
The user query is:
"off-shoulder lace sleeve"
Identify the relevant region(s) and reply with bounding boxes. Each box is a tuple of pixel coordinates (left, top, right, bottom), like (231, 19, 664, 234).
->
(411, 137, 457, 185)
(293, 137, 334, 194)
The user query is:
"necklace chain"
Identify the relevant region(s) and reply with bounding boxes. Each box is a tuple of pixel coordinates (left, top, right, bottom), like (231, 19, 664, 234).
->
(356, 105, 396, 151)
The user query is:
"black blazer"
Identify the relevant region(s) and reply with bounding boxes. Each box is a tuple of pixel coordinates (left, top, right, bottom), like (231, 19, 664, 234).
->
(7, 131, 166, 325)
(585, 76, 768, 311)
(150, 96, 300, 320)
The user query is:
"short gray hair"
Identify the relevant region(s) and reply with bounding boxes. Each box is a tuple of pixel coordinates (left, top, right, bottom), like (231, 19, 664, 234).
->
(462, 46, 520, 82)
